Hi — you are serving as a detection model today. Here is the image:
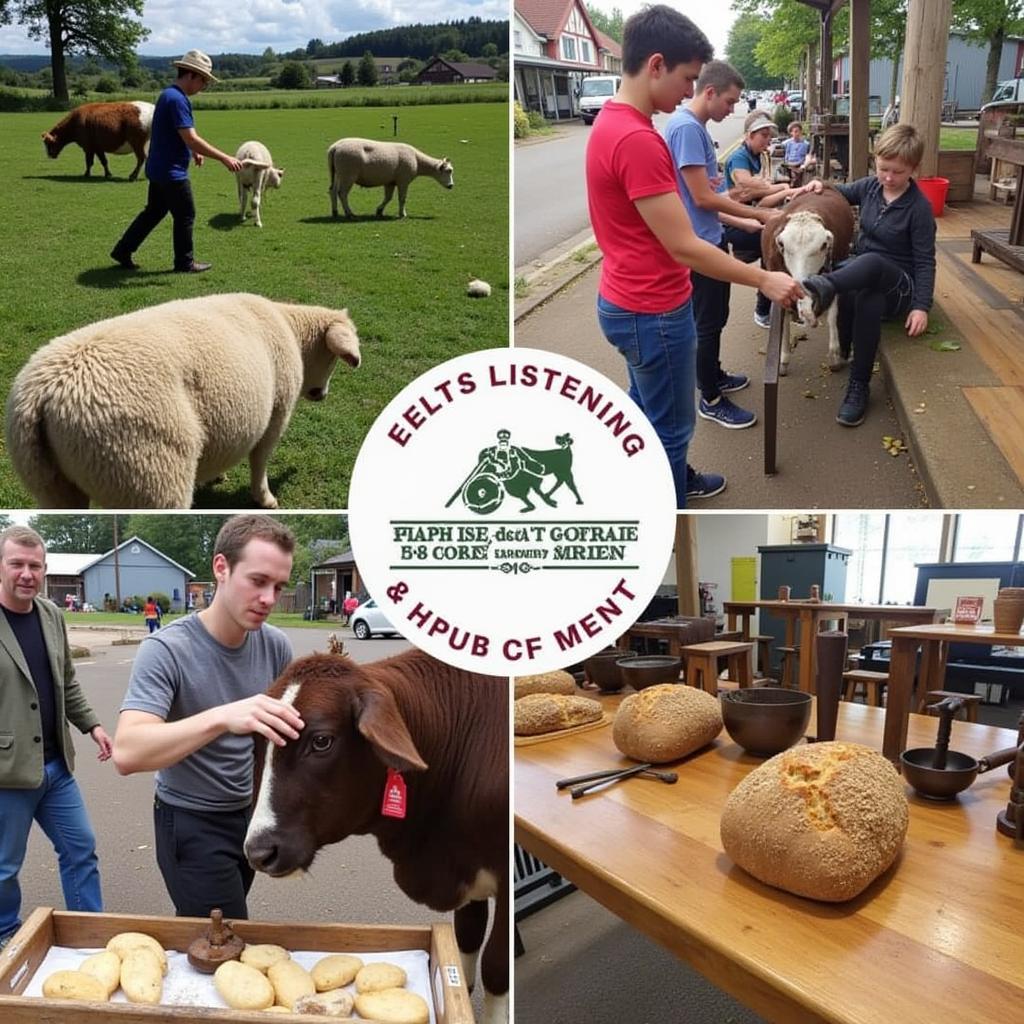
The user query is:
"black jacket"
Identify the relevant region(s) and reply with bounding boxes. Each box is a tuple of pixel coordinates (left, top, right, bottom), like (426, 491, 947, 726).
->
(836, 176, 936, 311)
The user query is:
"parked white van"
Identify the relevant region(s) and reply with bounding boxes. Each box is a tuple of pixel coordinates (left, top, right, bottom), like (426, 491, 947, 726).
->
(579, 74, 621, 124)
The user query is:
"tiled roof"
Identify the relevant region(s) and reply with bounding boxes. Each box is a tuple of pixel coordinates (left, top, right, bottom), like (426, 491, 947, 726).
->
(594, 28, 621, 57)
(515, 0, 575, 39)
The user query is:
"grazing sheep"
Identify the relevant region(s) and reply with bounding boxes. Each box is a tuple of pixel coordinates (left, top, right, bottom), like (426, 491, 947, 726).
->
(327, 137, 454, 219)
(42, 101, 154, 181)
(761, 186, 855, 374)
(467, 278, 491, 298)
(6, 294, 361, 509)
(235, 140, 284, 228)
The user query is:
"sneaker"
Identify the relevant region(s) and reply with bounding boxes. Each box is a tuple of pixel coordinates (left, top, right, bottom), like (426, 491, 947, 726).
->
(109, 248, 138, 270)
(836, 379, 870, 426)
(801, 274, 837, 317)
(717, 370, 750, 393)
(699, 396, 757, 429)
(686, 467, 727, 499)
(753, 310, 771, 329)
(174, 261, 212, 273)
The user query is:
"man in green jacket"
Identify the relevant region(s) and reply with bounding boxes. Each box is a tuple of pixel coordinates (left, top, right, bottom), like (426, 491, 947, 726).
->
(0, 525, 112, 949)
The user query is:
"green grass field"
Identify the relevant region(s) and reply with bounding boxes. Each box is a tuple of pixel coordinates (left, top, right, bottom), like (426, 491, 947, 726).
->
(0, 102, 508, 508)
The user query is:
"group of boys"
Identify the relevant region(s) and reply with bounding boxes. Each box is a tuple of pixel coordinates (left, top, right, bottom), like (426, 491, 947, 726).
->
(586, 5, 935, 506)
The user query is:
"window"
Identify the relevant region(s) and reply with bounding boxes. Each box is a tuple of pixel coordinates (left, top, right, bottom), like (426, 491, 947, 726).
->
(581, 40, 591, 64)
(881, 513, 944, 604)
(834, 514, 885, 603)
(561, 36, 577, 61)
(953, 512, 1021, 562)
(514, 30, 522, 49)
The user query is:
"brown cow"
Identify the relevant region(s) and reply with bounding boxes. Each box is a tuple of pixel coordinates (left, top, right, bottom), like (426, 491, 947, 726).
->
(244, 649, 508, 1024)
(761, 185, 856, 374)
(42, 101, 154, 181)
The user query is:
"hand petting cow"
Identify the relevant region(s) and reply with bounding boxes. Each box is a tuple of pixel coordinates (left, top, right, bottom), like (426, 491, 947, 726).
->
(244, 649, 509, 1024)
(761, 185, 856, 375)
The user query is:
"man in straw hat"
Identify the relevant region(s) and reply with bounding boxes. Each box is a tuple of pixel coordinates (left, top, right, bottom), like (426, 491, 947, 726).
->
(111, 49, 242, 273)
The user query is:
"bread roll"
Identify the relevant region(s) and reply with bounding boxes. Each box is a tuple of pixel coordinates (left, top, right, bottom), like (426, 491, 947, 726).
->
(78, 950, 121, 997)
(355, 961, 407, 993)
(293, 988, 356, 1016)
(214, 959, 276, 1010)
(720, 741, 909, 902)
(268, 959, 316, 1009)
(120, 947, 163, 1005)
(514, 670, 576, 700)
(354, 987, 430, 1024)
(106, 932, 168, 975)
(240, 943, 290, 973)
(612, 684, 722, 763)
(515, 693, 603, 736)
(310, 952, 363, 991)
(42, 969, 109, 1002)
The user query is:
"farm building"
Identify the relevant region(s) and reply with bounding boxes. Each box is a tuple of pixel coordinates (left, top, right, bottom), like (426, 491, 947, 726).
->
(415, 57, 497, 83)
(513, 0, 620, 119)
(311, 549, 363, 613)
(44, 536, 194, 611)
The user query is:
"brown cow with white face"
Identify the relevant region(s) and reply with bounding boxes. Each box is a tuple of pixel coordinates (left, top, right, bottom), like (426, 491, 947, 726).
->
(244, 649, 508, 1024)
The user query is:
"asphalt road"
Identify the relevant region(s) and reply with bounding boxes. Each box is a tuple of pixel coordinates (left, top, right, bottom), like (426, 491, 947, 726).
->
(514, 109, 747, 269)
(15, 626, 491, 1013)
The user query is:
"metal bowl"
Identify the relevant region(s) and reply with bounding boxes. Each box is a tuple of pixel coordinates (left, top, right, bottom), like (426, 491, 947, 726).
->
(721, 687, 812, 757)
(616, 655, 682, 691)
(900, 747, 979, 800)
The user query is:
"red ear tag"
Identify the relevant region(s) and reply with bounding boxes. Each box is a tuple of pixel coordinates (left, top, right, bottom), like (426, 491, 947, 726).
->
(381, 768, 407, 819)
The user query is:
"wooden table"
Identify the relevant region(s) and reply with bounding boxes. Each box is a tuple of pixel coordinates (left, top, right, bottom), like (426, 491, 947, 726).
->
(883, 621, 1024, 763)
(723, 601, 940, 693)
(516, 696, 1024, 1024)
(619, 617, 709, 658)
(972, 136, 1024, 273)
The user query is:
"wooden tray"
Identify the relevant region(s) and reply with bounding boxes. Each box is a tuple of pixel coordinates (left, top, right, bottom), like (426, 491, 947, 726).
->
(0, 909, 474, 1023)
(514, 711, 612, 746)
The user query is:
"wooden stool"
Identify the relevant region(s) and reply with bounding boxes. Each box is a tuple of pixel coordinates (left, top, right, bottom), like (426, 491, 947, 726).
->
(842, 669, 889, 707)
(776, 646, 800, 688)
(680, 641, 754, 696)
(750, 634, 774, 677)
(922, 690, 983, 723)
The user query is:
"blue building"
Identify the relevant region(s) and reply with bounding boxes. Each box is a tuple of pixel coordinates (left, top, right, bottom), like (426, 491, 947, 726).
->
(45, 537, 194, 612)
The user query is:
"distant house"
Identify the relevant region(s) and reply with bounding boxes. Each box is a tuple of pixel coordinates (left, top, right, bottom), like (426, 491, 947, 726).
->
(415, 57, 497, 84)
(513, 0, 604, 119)
(45, 537, 194, 612)
(311, 550, 363, 613)
(593, 27, 622, 74)
(315, 57, 408, 87)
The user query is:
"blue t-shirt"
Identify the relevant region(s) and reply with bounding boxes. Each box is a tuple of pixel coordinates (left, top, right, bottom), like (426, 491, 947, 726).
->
(664, 106, 723, 244)
(724, 142, 763, 192)
(785, 137, 810, 164)
(146, 83, 194, 182)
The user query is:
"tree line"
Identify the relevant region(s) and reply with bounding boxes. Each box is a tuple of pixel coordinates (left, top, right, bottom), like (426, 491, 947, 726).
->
(298, 17, 508, 62)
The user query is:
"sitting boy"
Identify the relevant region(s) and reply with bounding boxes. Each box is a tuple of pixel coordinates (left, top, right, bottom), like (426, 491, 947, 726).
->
(781, 121, 817, 188)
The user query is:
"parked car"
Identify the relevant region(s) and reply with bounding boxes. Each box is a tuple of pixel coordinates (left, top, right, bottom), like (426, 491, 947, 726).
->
(981, 76, 1024, 114)
(349, 598, 400, 640)
(578, 74, 621, 125)
(786, 90, 806, 115)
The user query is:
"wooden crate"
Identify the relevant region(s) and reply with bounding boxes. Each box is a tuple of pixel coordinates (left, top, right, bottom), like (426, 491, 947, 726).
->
(937, 149, 976, 203)
(0, 908, 475, 1023)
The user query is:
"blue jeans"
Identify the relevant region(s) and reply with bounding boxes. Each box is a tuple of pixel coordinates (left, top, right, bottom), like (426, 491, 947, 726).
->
(0, 759, 102, 940)
(597, 294, 696, 508)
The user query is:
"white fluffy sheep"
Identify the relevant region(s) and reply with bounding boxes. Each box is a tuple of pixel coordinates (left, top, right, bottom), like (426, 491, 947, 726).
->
(235, 140, 284, 228)
(6, 294, 361, 509)
(327, 137, 454, 219)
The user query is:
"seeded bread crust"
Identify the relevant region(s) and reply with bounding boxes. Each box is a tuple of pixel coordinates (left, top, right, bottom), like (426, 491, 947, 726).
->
(612, 684, 723, 763)
(514, 693, 603, 735)
(720, 741, 909, 902)
(514, 670, 577, 701)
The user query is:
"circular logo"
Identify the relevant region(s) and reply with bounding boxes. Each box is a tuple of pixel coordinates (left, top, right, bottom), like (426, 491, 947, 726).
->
(348, 347, 676, 675)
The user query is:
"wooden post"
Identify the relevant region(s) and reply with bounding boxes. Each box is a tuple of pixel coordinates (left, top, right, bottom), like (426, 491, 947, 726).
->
(675, 516, 700, 618)
(900, 0, 952, 178)
(819, 10, 833, 176)
(848, 0, 870, 179)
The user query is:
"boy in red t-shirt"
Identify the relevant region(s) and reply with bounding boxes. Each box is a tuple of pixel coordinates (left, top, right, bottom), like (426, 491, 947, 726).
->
(586, 4, 802, 506)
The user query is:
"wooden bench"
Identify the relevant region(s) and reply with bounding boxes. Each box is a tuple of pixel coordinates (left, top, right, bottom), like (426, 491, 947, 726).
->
(921, 690, 983, 723)
(680, 640, 754, 696)
(842, 668, 889, 707)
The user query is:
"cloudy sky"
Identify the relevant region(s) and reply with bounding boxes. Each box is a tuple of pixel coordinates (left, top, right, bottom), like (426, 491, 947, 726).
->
(601, 3, 739, 57)
(0, 0, 509, 56)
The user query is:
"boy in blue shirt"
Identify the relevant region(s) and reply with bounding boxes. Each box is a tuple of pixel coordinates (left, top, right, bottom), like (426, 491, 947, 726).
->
(665, 61, 781, 430)
(782, 122, 816, 187)
(111, 50, 242, 274)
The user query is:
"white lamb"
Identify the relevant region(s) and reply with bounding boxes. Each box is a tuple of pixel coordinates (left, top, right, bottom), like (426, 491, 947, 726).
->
(6, 293, 361, 509)
(327, 137, 454, 219)
(235, 140, 284, 228)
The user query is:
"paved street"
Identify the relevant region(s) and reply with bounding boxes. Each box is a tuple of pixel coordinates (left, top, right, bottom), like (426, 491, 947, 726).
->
(515, 109, 747, 269)
(16, 626, 490, 1012)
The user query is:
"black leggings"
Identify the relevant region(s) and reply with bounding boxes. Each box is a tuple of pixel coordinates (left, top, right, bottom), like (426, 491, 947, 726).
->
(724, 225, 770, 318)
(114, 178, 196, 270)
(690, 239, 731, 401)
(829, 252, 913, 384)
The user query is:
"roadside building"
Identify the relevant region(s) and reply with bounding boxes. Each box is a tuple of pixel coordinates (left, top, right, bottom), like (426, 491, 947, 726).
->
(415, 57, 497, 84)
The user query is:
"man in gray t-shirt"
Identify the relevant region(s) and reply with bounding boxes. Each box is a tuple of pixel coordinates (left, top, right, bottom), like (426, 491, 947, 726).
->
(113, 515, 304, 919)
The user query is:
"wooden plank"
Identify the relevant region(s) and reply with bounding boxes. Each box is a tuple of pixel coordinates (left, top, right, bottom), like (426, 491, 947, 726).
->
(763, 301, 783, 475)
(986, 137, 1024, 164)
(963, 386, 1024, 486)
(848, 0, 871, 180)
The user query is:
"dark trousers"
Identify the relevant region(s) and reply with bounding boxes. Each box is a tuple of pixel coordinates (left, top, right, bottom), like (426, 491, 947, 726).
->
(114, 179, 196, 270)
(690, 238, 732, 402)
(724, 225, 770, 318)
(830, 253, 913, 384)
(153, 797, 254, 919)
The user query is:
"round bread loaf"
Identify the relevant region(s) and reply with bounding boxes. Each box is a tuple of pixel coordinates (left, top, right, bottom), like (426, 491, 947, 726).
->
(612, 684, 722, 763)
(514, 670, 576, 701)
(720, 741, 909, 902)
(514, 693, 603, 736)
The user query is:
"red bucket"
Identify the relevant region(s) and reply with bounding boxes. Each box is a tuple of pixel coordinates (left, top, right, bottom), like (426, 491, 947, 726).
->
(916, 176, 949, 218)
